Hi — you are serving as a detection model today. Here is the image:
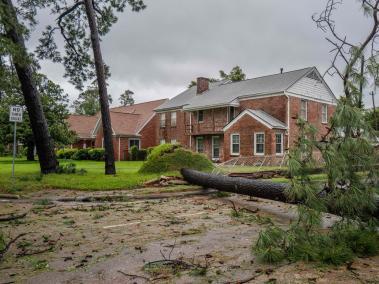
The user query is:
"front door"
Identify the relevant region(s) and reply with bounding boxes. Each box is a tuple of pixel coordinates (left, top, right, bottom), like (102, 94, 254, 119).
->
(212, 136, 220, 160)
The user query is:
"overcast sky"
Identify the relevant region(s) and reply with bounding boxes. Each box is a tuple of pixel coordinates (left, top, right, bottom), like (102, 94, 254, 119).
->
(29, 0, 377, 108)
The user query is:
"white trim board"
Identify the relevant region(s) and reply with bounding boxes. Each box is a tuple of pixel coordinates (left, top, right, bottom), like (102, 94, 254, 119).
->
(223, 110, 287, 132)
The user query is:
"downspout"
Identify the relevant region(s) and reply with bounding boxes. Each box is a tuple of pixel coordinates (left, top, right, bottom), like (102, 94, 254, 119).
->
(118, 136, 121, 161)
(284, 92, 290, 149)
(189, 111, 192, 149)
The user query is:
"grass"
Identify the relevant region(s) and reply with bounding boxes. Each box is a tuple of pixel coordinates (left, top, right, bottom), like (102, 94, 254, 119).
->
(0, 157, 176, 193)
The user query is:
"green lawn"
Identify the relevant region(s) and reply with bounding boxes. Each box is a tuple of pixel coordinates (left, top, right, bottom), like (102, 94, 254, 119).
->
(0, 157, 174, 193)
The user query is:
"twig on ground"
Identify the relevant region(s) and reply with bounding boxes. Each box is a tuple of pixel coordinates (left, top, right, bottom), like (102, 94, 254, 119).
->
(0, 233, 27, 261)
(117, 270, 150, 280)
(0, 212, 27, 222)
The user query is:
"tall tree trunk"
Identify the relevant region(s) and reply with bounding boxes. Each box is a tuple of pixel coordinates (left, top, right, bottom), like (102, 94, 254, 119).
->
(26, 138, 35, 161)
(84, 0, 116, 175)
(2, 0, 58, 174)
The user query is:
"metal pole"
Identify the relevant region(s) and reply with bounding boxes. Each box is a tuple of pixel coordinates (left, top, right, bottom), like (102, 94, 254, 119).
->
(12, 121, 16, 178)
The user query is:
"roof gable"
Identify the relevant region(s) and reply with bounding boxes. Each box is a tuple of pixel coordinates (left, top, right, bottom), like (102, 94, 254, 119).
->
(223, 109, 287, 132)
(286, 68, 337, 103)
(67, 115, 98, 139)
(92, 99, 168, 136)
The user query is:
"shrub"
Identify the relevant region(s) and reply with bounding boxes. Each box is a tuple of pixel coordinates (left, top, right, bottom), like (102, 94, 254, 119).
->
(72, 148, 90, 160)
(88, 148, 105, 161)
(139, 144, 213, 174)
(56, 148, 78, 159)
(56, 163, 77, 174)
(130, 145, 138, 161)
(137, 149, 148, 161)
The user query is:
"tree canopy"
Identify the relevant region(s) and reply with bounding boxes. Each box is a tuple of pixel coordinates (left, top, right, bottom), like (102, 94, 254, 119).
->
(72, 86, 112, 116)
(119, 89, 134, 106)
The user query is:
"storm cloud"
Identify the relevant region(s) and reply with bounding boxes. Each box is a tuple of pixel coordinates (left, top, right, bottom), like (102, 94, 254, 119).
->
(29, 0, 375, 107)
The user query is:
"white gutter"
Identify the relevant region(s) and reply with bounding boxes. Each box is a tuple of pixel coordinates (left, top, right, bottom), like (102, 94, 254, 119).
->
(189, 112, 192, 149)
(284, 92, 290, 148)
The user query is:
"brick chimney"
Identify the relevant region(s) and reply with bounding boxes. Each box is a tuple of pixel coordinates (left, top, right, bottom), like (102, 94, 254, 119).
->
(196, 77, 209, 94)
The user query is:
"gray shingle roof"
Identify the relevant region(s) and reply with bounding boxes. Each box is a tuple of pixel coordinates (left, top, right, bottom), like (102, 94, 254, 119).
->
(246, 109, 287, 129)
(155, 67, 314, 112)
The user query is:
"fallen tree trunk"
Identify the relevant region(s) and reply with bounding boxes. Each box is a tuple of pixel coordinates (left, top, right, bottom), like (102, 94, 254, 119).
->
(180, 168, 379, 218)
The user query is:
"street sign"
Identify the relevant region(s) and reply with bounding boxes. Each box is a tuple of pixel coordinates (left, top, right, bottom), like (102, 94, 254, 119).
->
(9, 105, 23, 178)
(9, 105, 23, 122)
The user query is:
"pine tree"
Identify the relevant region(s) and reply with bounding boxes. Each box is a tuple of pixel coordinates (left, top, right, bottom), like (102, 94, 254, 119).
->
(254, 0, 379, 265)
(0, 0, 59, 173)
(36, 0, 146, 174)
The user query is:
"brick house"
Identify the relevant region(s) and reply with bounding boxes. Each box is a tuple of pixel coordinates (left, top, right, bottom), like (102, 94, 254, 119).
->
(154, 67, 337, 163)
(67, 99, 167, 160)
(67, 115, 98, 149)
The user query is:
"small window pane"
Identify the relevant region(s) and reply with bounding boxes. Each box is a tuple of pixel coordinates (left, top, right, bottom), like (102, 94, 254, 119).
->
(198, 110, 204, 122)
(160, 113, 166, 128)
(196, 137, 204, 153)
(300, 100, 307, 120)
(171, 112, 177, 127)
(255, 133, 265, 155)
(231, 134, 240, 155)
(321, 104, 328, 123)
(275, 133, 283, 154)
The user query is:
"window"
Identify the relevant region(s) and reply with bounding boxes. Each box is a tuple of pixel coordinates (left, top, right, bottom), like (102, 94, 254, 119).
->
(171, 139, 177, 144)
(160, 139, 166, 145)
(196, 137, 204, 153)
(321, 104, 328, 123)
(254, 132, 265, 155)
(228, 107, 236, 122)
(129, 138, 140, 151)
(212, 136, 220, 159)
(171, 112, 177, 127)
(160, 113, 166, 128)
(300, 99, 308, 121)
(197, 110, 204, 123)
(230, 134, 240, 155)
(275, 133, 283, 155)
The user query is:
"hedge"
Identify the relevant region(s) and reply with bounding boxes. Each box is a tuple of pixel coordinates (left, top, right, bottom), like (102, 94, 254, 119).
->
(57, 148, 104, 161)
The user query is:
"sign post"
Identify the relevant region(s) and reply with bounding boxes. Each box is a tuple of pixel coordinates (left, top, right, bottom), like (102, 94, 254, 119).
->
(9, 105, 23, 178)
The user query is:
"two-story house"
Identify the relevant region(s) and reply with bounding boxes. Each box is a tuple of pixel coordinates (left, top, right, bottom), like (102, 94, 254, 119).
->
(154, 67, 337, 163)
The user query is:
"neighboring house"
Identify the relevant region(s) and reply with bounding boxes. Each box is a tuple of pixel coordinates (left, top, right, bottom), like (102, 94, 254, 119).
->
(92, 99, 168, 161)
(67, 99, 167, 160)
(155, 67, 337, 163)
(67, 115, 98, 149)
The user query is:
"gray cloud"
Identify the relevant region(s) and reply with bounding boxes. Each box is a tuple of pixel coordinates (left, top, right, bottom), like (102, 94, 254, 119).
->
(29, 0, 377, 108)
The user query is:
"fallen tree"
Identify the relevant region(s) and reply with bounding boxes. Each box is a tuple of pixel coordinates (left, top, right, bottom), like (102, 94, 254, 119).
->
(180, 168, 379, 218)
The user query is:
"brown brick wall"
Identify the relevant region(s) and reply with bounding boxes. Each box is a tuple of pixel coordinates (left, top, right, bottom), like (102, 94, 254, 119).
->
(159, 110, 190, 146)
(239, 95, 288, 123)
(224, 113, 286, 161)
(140, 115, 159, 149)
(288, 97, 335, 147)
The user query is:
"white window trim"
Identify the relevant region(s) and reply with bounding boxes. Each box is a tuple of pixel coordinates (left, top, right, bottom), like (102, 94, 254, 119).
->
(196, 136, 204, 153)
(212, 136, 220, 160)
(171, 139, 177, 144)
(321, 104, 328, 124)
(254, 132, 265, 156)
(275, 133, 284, 156)
(171, 111, 177, 127)
(160, 139, 166, 145)
(300, 99, 308, 121)
(128, 138, 141, 151)
(230, 133, 240, 156)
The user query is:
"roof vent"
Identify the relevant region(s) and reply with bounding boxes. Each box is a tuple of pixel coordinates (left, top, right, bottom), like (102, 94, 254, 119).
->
(306, 70, 321, 82)
(280, 68, 283, 74)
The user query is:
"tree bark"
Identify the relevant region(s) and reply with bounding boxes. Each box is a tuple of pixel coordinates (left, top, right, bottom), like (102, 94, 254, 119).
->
(84, 0, 116, 175)
(181, 168, 290, 202)
(181, 168, 379, 218)
(26, 138, 35, 161)
(2, 0, 58, 174)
